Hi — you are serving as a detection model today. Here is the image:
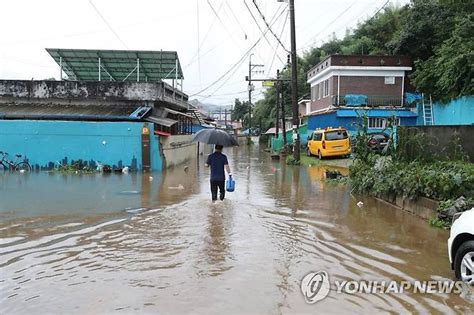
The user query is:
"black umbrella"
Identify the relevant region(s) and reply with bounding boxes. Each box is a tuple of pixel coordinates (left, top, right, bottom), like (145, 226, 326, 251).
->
(191, 128, 239, 147)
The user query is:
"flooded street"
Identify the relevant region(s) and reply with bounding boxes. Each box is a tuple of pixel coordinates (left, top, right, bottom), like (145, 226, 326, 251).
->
(1, 145, 473, 314)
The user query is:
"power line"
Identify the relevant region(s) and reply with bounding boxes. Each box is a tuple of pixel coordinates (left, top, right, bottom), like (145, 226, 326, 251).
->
(201, 5, 288, 99)
(89, 0, 128, 49)
(243, 0, 285, 64)
(299, 0, 358, 51)
(225, 0, 248, 40)
(252, 0, 289, 52)
(268, 9, 289, 76)
(184, 1, 224, 69)
(190, 5, 287, 98)
(207, 0, 245, 53)
(197, 0, 202, 88)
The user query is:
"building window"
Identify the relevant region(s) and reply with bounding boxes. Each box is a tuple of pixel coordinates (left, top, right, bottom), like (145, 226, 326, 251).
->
(318, 83, 322, 100)
(384, 76, 395, 85)
(368, 117, 401, 129)
(368, 117, 385, 129)
(311, 85, 316, 101)
(323, 79, 329, 98)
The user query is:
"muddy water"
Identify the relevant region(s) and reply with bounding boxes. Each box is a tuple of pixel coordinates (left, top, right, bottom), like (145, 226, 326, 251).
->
(1, 145, 473, 314)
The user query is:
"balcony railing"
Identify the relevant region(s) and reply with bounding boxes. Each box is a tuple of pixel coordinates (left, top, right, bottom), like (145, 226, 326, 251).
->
(332, 94, 408, 107)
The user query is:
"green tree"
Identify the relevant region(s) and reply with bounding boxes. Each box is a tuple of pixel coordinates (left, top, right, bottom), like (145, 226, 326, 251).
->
(411, 14, 474, 101)
(231, 98, 248, 122)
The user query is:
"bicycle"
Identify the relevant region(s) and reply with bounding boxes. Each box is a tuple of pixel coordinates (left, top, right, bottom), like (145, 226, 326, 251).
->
(0, 151, 32, 172)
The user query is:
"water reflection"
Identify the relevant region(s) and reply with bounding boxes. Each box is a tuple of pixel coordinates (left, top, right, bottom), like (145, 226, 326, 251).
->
(0, 146, 473, 314)
(0, 161, 200, 218)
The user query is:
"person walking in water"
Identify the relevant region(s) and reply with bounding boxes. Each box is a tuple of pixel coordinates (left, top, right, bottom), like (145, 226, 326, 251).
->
(205, 145, 231, 202)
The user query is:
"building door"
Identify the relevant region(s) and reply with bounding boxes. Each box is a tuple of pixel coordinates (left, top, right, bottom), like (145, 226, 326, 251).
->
(141, 123, 151, 171)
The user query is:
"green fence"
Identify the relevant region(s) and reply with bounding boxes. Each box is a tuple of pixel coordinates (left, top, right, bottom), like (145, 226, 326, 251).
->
(271, 124, 308, 152)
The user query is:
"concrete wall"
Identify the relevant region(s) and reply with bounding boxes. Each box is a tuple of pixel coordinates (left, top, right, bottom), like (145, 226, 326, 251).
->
(398, 125, 474, 162)
(161, 135, 212, 168)
(0, 120, 162, 171)
(0, 80, 164, 103)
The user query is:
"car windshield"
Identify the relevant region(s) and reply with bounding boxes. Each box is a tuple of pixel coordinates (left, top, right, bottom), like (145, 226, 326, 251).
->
(325, 130, 348, 140)
(372, 134, 388, 141)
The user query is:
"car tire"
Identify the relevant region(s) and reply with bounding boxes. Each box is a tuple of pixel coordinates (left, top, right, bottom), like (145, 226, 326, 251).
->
(318, 150, 323, 160)
(454, 240, 474, 284)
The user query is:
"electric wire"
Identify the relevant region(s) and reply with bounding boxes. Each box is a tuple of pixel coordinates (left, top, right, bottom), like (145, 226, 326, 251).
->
(184, 1, 224, 69)
(225, 0, 248, 40)
(267, 9, 289, 76)
(200, 5, 288, 99)
(189, 5, 287, 97)
(197, 0, 202, 88)
(207, 0, 245, 54)
(299, 0, 358, 51)
(242, 0, 286, 64)
(89, 0, 128, 49)
(252, 0, 288, 52)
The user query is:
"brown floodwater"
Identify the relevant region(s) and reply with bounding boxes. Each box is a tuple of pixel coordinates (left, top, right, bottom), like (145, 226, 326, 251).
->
(1, 144, 473, 314)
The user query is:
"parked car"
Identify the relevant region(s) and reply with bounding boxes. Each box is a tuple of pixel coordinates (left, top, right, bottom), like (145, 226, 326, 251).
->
(306, 127, 351, 159)
(368, 132, 390, 153)
(350, 132, 390, 155)
(448, 208, 474, 284)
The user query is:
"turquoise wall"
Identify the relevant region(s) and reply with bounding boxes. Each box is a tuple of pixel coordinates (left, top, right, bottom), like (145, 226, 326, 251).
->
(271, 125, 308, 152)
(0, 120, 162, 171)
(418, 96, 474, 125)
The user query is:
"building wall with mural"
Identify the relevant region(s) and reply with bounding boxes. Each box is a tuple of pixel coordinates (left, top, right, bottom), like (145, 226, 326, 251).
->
(0, 120, 163, 171)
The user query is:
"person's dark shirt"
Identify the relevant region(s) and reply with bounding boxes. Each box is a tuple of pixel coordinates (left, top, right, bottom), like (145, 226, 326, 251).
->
(206, 152, 228, 181)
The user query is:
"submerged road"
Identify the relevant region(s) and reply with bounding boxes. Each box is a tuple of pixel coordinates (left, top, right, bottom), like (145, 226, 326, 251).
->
(0, 144, 473, 314)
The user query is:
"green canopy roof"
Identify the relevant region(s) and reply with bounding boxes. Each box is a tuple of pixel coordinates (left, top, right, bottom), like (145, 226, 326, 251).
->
(46, 48, 184, 82)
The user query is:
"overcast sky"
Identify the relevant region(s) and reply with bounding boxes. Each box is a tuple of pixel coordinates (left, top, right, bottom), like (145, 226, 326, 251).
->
(0, 0, 408, 106)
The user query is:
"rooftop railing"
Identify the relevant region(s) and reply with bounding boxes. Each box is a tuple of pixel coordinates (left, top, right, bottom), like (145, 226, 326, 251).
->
(331, 94, 408, 107)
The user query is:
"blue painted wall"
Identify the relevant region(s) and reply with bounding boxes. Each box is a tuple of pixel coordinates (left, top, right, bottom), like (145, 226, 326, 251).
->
(0, 120, 163, 171)
(431, 96, 474, 125)
(307, 110, 417, 135)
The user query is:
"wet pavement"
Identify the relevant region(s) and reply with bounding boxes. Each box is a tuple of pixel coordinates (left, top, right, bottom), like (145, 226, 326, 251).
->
(1, 144, 473, 314)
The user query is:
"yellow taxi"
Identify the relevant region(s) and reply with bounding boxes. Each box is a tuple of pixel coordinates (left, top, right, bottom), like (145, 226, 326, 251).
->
(307, 127, 351, 159)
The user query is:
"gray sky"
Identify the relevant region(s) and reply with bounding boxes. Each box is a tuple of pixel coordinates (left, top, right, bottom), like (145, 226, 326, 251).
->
(0, 0, 408, 106)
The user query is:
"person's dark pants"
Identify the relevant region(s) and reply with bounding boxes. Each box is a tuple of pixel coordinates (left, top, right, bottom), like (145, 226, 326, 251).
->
(210, 180, 225, 201)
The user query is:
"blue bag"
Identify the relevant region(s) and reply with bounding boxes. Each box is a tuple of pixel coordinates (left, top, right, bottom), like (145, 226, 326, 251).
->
(226, 175, 235, 192)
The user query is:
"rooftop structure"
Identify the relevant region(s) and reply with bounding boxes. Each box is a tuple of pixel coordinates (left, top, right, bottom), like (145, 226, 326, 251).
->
(46, 48, 183, 82)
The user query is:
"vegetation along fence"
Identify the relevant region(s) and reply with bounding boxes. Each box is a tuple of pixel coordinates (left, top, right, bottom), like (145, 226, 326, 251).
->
(397, 126, 474, 162)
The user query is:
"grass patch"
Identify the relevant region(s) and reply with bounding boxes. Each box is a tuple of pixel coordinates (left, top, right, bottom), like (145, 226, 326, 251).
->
(285, 154, 321, 166)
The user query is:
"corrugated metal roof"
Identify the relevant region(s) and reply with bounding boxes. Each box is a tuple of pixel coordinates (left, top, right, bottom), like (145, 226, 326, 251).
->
(0, 103, 150, 121)
(46, 48, 183, 82)
(164, 108, 194, 118)
(145, 115, 178, 127)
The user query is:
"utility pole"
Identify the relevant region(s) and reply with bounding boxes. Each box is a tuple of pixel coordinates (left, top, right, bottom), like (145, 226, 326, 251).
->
(224, 108, 228, 128)
(281, 84, 288, 151)
(275, 69, 280, 142)
(289, 0, 300, 161)
(247, 54, 264, 141)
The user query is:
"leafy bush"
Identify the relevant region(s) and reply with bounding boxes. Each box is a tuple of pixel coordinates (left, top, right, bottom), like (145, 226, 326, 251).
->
(349, 158, 474, 201)
(428, 218, 451, 229)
